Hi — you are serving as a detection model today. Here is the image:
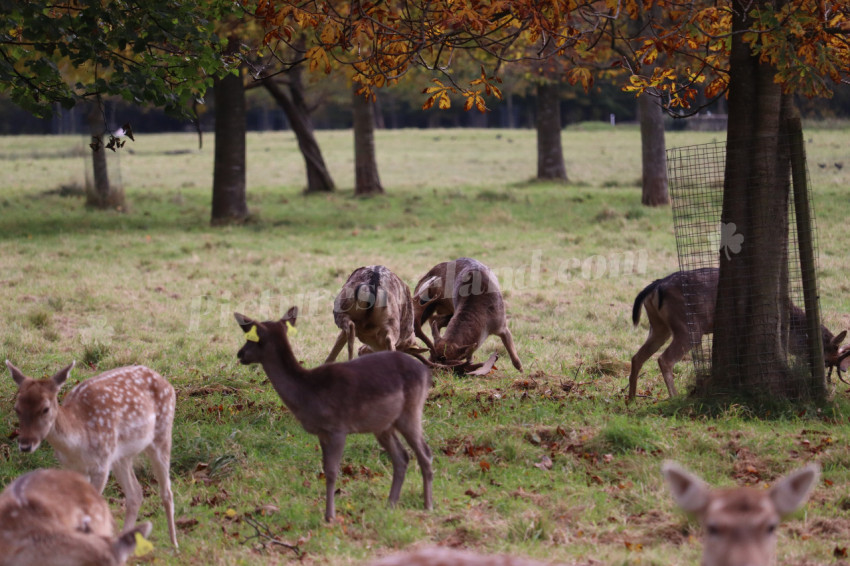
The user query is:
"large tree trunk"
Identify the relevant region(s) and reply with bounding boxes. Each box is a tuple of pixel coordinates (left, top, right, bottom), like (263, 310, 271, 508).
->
(638, 93, 669, 206)
(211, 68, 248, 225)
(535, 82, 567, 182)
(707, 0, 812, 399)
(85, 102, 125, 210)
(262, 66, 335, 193)
(352, 83, 384, 196)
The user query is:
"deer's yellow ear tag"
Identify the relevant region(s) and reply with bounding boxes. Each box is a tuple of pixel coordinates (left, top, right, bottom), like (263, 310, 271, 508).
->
(245, 325, 260, 342)
(134, 532, 154, 557)
(286, 321, 297, 336)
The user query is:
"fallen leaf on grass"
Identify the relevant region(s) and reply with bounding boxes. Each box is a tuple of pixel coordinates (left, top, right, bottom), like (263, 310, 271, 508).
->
(533, 455, 553, 471)
(176, 516, 199, 530)
(835, 546, 848, 558)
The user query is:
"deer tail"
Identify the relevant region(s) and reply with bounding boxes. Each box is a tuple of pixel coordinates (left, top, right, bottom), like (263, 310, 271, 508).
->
(632, 279, 662, 326)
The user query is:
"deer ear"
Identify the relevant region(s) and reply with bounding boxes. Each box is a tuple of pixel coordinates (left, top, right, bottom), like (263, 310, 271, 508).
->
(770, 464, 819, 517)
(833, 330, 847, 346)
(283, 306, 298, 326)
(662, 461, 710, 514)
(51, 361, 75, 388)
(6, 360, 27, 386)
(234, 312, 255, 332)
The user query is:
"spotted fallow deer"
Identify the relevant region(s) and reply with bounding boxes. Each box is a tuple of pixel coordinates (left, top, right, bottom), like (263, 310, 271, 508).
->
(0, 468, 153, 566)
(6, 360, 178, 547)
(325, 265, 422, 363)
(663, 461, 820, 566)
(423, 257, 522, 372)
(367, 547, 565, 566)
(236, 307, 433, 521)
(628, 268, 848, 400)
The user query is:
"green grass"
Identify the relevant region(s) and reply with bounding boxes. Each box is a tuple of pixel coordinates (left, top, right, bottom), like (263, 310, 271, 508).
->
(1, 125, 849, 565)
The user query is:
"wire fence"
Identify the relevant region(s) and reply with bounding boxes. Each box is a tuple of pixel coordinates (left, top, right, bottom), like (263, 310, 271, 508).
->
(667, 136, 820, 399)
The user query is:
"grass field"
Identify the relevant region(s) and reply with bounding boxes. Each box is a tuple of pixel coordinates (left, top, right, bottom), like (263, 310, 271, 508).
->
(1, 123, 850, 565)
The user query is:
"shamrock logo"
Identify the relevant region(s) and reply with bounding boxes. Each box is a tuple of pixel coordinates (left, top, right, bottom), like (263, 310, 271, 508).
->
(719, 222, 744, 260)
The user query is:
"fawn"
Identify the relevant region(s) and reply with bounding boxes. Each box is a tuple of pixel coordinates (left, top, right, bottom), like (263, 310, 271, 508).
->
(0, 468, 153, 566)
(235, 307, 434, 521)
(6, 360, 178, 547)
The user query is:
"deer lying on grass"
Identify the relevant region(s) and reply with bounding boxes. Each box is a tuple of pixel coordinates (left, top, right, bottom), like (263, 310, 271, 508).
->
(0, 468, 153, 566)
(421, 257, 522, 372)
(235, 307, 433, 521)
(368, 547, 563, 566)
(6, 360, 178, 547)
(326, 265, 422, 363)
(628, 268, 848, 399)
(663, 461, 819, 566)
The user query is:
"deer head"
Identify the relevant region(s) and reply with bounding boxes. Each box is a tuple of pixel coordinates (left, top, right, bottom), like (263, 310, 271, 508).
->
(663, 461, 819, 566)
(7, 360, 75, 453)
(235, 307, 298, 365)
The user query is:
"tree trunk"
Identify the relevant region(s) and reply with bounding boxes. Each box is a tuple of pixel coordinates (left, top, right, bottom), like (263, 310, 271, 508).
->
(262, 66, 335, 193)
(638, 93, 669, 206)
(708, 0, 806, 399)
(352, 83, 384, 196)
(85, 102, 125, 210)
(211, 68, 248, 225)
(535, 82, 567, 182)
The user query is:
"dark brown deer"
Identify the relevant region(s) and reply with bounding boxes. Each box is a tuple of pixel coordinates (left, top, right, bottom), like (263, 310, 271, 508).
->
(325, 265, 422, 363)
(423, 258, 522, 372)
(6, 360, 178, 547)
(663, 461, 819, 566)
(628, 268, 847, 400)
(0, 468, 153, 566)
(235, 307, 433, 521)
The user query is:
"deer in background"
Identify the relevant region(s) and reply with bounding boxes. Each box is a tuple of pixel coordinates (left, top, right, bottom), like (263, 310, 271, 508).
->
(235, 307, 433, 521)
(0, 468, 153, 566)
(367, 547, 566, 566)
(6, 360, 178, 547)
(325, 265, 423, 363)
(412, 261, 455, 353)
(628, 268, 848, 400)
(663, 461, 820, 566)
(421, 258, 523, 372)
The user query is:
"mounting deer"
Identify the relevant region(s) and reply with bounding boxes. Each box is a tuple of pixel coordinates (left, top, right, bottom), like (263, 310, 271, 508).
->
(368, 547, 565, 566)
(420, 257, 522, 372)
(663, 461, 819, 566)
(235, 307, 433, 521)
(325, 265, 422, 363)
(0, 468, 153, 566)
(6, 360, 178, 547)
(628, 268, 848, 399)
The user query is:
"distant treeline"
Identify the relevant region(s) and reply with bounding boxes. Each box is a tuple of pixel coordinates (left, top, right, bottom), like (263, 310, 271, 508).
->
(2, 78, 848, 136)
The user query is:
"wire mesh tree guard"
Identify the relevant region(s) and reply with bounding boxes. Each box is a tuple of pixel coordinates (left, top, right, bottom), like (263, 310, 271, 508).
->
(666, 133, 823, 400)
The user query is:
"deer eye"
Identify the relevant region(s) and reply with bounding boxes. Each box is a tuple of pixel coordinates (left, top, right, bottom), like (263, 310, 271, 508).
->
(41, 407, 50, 415)
(767, 523, 778, 535)
(706, 524, 720, 537)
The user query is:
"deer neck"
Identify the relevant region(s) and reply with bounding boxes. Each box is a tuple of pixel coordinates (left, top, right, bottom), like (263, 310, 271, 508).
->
(46, 406, 86, 455)
(443, 301, 486, 344)
(260, 337, 310, 403)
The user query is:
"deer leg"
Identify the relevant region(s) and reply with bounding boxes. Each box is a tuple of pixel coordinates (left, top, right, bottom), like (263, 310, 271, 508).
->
(658, 332, 691, 398)
(628, 325, 671, 400)
(375, 430, 409, 507)
(111, 457, 143, 531)
(346, 320, 356, 360)
(319, 432, 346, 521)
(497, 328, 523, 372)
(145, 442, 178, 547)
(326, 330, 348, 363)
(86, 467, 110, 494)
(396, 414, 433, 511)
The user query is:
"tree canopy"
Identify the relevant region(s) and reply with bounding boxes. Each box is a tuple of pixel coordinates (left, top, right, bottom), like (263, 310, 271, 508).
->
(0, 0, 235, 120)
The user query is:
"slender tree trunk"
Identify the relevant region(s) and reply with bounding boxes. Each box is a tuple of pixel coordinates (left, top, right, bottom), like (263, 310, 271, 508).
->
(535, 82, 567, 182)
(708, 0, 802, 398)
(352, 83, 384, 196)
(262, 66, 335, 193)
(85, 102, 125, 210)
(638, 93, 669, 206)
(211, 68, 248, 225)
